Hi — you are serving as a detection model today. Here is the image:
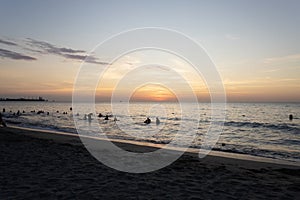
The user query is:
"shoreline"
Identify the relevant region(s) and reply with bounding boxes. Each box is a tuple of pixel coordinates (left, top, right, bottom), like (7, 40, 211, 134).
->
(8, 125, 300, 168)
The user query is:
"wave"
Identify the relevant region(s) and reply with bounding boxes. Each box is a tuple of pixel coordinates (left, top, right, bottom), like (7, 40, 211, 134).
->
(212, 146, 300, 163)
(6, 120, 78, 135)
(224, 121, 300, 133)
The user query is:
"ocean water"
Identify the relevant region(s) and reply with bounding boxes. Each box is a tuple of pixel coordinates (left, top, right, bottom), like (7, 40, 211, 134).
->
(1, 102, 299, 163)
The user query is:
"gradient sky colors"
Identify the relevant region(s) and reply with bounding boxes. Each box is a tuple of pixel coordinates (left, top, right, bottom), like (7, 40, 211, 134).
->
(0, 0, 300, 102)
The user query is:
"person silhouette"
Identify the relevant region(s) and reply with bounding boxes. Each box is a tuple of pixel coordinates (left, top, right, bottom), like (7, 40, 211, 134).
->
(156, 117, 160, 125)
(0, 113, 7, 127)
(87, 113, 93, 121)
(289, 114, 293, 121)
(144, 117, 151, 124)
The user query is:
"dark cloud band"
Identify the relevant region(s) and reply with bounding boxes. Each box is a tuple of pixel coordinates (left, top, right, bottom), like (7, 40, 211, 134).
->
(0, 39, 18, 46)
(0, 37, 109, 64)
(26, 38, 109, 65)
(0, 48, 37, 61)
(26, 39, 85, 55)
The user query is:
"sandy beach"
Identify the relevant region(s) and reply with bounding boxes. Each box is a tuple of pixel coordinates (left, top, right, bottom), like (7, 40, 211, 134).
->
(0, 126, 299, 200)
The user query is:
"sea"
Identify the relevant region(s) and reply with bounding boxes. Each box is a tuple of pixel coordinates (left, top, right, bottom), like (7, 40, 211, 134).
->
(1, 102, 299, 163)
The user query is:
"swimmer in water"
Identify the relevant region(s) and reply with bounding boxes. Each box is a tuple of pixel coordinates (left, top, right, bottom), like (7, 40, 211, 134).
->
(144, 117, 151, 124)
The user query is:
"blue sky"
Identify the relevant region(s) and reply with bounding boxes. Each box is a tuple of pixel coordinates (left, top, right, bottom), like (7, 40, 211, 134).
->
(1, 0, 300, 102)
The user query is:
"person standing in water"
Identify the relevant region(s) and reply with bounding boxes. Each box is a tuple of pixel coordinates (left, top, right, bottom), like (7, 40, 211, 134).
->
(156, 117, 160, 125)
(87, 113, 93, 121)
(0, 113, 7, 127)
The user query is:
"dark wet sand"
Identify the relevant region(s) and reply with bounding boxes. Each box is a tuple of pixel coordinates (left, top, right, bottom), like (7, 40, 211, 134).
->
(0, 126, 299, 199)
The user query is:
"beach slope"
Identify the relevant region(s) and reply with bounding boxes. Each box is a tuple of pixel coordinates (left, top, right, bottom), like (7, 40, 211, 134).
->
(0, 127, 299, 199)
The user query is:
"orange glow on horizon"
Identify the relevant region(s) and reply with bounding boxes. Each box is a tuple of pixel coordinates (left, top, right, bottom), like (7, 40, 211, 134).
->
(130, 84, 178, 102)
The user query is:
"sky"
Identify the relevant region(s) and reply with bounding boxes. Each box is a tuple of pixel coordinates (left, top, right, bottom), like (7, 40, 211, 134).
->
(0, 0, 300, 102)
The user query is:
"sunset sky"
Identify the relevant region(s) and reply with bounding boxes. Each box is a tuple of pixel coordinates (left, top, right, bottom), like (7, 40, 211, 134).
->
(1, 0, 300, 102)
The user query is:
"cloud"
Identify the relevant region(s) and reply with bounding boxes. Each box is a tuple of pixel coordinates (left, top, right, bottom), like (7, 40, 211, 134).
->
(0, 37, 109, 64)
(263, 54, 300, 65)
(84, 56, 110, 65)
(26, 39, 85, 55)
(59, 47, 85, 54)
(0, 48, 37, 61)
(0, 39, 18, 46)
(26, 38, 108, 65)
(223, 77, 300, 89)
(63, 53, 109, 65)
(63, 53, 87, 60)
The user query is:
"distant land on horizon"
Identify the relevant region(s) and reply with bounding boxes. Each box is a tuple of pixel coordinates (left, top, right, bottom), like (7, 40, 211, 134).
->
(0, 97, 47, 102)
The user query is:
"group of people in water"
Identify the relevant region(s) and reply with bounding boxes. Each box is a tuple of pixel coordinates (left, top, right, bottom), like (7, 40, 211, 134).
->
(144, 117, 160, 125)
(82, 113, 117, 122)
(80, 112, 161, 125)
(0, 110, 161, 127)
(2, 108, 69, 116)
(81, 112, 161, 125)
(0, 106, 296, 128)
(2, 108, 25, 116)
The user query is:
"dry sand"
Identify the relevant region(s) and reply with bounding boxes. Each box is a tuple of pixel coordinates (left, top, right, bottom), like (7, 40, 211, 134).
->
(0, 126, 299, 199)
